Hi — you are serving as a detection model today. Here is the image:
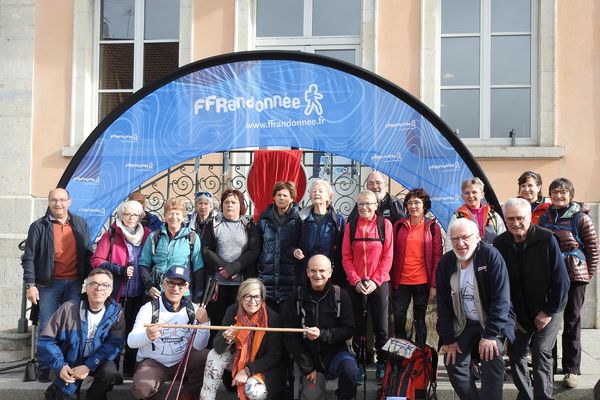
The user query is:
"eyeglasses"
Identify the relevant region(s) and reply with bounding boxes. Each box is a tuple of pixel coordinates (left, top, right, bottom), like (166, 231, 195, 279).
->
(308, 268, 332, 276)
(449, 233, 475, 244)
(550, 190, 569, 196)
(506, 215, 528, 223)
(357, 202, 377, 208)
(243, 294, 263, 303)
(122, 212, 140, 218)
(87, 282, 111, 291)
(164, 279, 187, 289)
(405, 200, 423, 206)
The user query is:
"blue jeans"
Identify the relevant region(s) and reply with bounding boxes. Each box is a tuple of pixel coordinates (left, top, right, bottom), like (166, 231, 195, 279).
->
(38, 279, 82, 335)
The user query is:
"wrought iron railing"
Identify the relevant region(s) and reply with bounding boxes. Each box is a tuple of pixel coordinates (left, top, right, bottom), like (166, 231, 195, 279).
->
(135, 149, 408, 222)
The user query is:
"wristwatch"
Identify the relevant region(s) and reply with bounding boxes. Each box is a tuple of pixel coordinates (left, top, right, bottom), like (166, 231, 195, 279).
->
(25, 283, 36, 289)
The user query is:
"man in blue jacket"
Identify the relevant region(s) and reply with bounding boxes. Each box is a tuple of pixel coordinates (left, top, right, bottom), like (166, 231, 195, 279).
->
(494, 197, 569, 400)
(38, 268, 125, 400)
(21, 188, 92, 381)
(436, 218, 515, 400)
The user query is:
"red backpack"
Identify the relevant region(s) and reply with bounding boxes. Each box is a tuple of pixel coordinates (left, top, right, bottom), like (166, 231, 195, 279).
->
(379, 338, 438, 400)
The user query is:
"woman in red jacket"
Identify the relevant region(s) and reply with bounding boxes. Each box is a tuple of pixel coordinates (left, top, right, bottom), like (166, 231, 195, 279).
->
(91, 200, 150, 377)
(390, 188, 442, 345)
(342, 190, 393, 381)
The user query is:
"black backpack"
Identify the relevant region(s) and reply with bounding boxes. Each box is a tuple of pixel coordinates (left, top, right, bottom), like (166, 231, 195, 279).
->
(149, 297, 196, 351)
(295, 285, 341, 327)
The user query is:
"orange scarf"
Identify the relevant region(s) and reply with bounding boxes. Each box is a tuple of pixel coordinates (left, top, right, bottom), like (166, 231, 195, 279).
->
(232, 302, 268, 400)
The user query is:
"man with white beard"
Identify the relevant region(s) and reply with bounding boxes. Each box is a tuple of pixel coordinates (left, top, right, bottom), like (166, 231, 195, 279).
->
(436, 218, 515, 400)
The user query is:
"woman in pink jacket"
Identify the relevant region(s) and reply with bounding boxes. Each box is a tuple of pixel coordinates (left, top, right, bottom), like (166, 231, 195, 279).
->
(390, 188, 442, 346)
(342, 190, 393, 381)
(91, 200, 150, 377)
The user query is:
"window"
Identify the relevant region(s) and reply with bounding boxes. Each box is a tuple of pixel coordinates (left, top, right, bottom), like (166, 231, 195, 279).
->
(254, 0, 362, 65)
(97, 0, 180, 120)
(440, 0, 536, 145)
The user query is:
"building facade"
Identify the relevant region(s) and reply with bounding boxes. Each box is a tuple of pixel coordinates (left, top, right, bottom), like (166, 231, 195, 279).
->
(1, 0, 599, 330)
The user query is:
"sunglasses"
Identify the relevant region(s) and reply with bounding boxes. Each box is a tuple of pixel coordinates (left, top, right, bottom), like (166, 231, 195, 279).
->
(195, 191, 212, 199)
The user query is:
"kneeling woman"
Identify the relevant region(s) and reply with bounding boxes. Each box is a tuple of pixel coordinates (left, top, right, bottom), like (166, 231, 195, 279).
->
(200, 279, 285, 400)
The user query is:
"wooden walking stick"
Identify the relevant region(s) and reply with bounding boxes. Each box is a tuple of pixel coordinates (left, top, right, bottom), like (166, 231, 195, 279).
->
(144, 323, 308, 333)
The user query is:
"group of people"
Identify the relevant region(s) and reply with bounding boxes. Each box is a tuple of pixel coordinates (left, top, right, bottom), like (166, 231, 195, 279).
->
(21, 169, 598, 400)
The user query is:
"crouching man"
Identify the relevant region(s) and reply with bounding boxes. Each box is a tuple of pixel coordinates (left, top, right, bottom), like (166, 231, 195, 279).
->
(128, 266, 210, 400)
(284, 254, 358, 400)
(436, 219, 515, 400)
(38, 268, 125, 400)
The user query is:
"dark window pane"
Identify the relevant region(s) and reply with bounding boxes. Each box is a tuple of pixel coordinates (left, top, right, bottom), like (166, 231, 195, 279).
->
(256, 0, 303, 37)
(441, 37, 480, 86)
(442, 0, 480, 34)
(101, 0, 135, 40)
(313, 0, 361, 36)
(441, 89, 480, 138)
(491, 88, 530, 138)
(492, 0, 530, 32)
(491, 35, 530, 85)
(143, 42, 179, 86)
(145, 0, 180, 40)
(314, 49, 356, 64)
(99, 44, 134, 89)
(98, 92, 132, 121)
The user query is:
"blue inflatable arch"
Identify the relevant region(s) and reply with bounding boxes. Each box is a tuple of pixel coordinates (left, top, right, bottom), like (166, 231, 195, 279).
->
(59, 51, 500, 239)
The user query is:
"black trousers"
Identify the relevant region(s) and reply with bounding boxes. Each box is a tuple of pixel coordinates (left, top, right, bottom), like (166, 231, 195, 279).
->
(349, 282, 389, 363)
(120, 294, 145, 373)
(561, 282, 587, 374)
(206, 284, 239, 346)
(392, 283, 429, 339)
(45, 360, 119, 400)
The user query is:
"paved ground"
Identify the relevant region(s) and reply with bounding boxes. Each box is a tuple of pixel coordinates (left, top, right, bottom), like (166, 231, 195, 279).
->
(0, 330, 599, 399)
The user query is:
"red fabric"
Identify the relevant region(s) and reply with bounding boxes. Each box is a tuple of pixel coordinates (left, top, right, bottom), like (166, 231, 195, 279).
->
(341, 216, 394, 287)
(247, 150, 307, 221)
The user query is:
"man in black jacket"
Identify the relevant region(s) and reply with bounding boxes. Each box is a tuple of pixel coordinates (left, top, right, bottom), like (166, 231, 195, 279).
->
(284, 254, 358, 400)
(436, 218, 514, 400)
(348, 171, 406, 225)
(21, 188, 92, 381)
(493, 197, 569, 400)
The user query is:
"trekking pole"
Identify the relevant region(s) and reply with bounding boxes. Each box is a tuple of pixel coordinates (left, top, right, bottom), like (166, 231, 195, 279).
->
(164, 274, 220, 399)
(361, 278, 369, 400)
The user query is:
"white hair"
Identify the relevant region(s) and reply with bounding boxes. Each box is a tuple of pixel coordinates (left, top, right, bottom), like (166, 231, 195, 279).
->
(116, 200, 145, 220)
(503, 197, 531, 215)
(448, 217, 479, 238)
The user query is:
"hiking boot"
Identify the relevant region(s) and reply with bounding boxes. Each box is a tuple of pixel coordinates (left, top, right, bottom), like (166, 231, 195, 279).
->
(357, 365, 365, 385)
(563, 373, 579, 389)
(376, 362, 385, 382)
(469, 360, 481, 381)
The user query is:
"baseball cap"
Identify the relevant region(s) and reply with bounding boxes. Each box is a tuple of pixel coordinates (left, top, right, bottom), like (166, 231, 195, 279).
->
(164, 266, 191, 283)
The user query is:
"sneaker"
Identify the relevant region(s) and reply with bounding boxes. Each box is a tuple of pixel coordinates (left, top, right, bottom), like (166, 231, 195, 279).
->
(376, 362, 385, 382)
(357, 365, 365, 385)
(563, 373, 579, 389)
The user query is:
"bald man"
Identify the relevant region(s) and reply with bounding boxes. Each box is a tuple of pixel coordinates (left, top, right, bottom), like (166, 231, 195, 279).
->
(284, 255, 358, 400)
(22, 188, 92, 382)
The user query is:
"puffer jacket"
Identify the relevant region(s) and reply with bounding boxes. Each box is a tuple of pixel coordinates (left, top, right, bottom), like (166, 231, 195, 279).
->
(257, 203, 302, 303)
(138, 224, 204, 302)
(391, 217, 443, 288)
(341, 215, 393, 287)
(298, 206, 345, 285)
(539, 202, 599, 283)
(38, 295, 125, 396)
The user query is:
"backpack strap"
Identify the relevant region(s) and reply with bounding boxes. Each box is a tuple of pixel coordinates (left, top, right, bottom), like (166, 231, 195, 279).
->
(151, 228, 161, 256)
(296, 286, 305, 327)
(187, 231, 196, 268)
(349, 215, 385, 244)
(333, 284, 341, 318)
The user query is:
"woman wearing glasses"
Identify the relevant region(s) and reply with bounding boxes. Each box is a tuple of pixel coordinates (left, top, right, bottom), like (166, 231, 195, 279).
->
(187, 191, 220, 239)
(200, 278, 285, 400)
(342, 190, 393, 382)
(390, 188, 442, 346)
(538, 178, 599, 388)
(91, 199, 151, 377)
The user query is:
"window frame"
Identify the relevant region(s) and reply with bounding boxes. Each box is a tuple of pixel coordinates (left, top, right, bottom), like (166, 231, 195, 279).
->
(421, 0, 561, 158)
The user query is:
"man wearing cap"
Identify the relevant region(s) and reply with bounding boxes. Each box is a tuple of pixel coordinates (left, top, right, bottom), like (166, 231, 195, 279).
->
(284, 254, 358, 400)
(128, 266, 211, 400)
